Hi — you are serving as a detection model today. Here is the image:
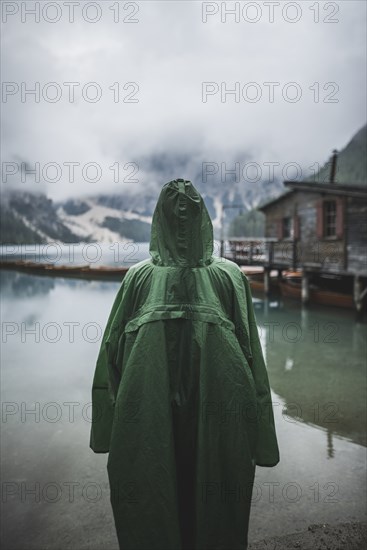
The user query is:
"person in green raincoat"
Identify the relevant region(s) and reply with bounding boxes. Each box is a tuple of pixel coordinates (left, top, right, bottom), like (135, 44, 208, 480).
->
(90, 179, 280, 550)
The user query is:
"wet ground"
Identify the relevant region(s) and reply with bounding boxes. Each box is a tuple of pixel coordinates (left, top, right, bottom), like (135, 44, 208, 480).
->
(248, 521, 367, 549)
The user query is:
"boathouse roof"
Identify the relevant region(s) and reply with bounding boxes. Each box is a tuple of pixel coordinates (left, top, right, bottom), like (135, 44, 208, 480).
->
(258, 180, 367, 212)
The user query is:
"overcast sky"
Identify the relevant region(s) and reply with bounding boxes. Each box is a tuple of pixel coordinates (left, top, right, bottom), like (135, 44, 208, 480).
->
(1, 0, 366, 200)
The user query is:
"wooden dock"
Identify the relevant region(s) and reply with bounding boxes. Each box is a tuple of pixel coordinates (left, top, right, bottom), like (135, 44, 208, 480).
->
(223, 238, 366, 312)
(0, 260, 129, 282)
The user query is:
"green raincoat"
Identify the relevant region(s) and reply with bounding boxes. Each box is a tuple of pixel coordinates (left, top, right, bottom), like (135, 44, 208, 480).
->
(90, 179, 280, 550)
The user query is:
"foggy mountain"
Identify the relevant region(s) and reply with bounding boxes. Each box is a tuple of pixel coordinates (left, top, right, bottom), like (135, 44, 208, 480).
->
(1, 124, 365, 245)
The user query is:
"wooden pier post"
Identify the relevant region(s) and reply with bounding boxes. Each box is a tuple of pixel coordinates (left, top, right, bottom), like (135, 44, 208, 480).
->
(249, 241, 253, 265)
(264, 268, 270, 295)
(354, 275, 367, 318)
(301, 271, 310, 305)
(354, 276, 361, 312)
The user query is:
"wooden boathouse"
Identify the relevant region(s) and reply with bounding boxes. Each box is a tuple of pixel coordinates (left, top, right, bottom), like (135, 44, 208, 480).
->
(223, 170, 367, 313)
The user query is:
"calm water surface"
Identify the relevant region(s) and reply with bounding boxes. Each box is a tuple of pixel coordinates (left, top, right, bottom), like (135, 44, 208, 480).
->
(1, 260, 366, 549)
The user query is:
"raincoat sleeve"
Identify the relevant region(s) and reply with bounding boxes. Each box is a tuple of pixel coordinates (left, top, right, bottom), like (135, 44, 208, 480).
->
(90, 277, 130, 453)
(236, 272, 280, 467)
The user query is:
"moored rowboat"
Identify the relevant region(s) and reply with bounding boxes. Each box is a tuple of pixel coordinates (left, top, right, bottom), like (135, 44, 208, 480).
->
(0, 260, 129, 281)
(279, 271, 355, 309)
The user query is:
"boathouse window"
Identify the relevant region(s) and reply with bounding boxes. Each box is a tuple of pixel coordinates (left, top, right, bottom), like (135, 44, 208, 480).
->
(282, 217, 293, 238)
(323, 200, 337, 237)
(316, 198, 344, 239)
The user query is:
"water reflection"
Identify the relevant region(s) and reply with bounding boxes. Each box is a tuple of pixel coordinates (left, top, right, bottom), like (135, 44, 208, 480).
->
(254, 295, 367, 450)
(2, 270, 365, 454)
(0, 269, 55, 298)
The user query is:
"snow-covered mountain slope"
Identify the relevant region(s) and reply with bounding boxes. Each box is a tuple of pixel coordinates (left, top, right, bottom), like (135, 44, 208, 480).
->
(56, 199, 152, 243)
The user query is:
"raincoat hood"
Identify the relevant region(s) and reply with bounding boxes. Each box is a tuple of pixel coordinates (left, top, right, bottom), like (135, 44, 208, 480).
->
(149, 179, 214, 267)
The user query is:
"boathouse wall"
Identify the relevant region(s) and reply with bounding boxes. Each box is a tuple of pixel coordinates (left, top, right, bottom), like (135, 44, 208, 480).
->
(263, 190, 348, 273)
(347, 197, 367, 274)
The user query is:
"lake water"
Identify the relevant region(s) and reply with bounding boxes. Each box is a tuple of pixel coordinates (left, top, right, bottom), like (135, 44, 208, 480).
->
(0, 242, 153, 267)
(1, 258, 366, 549)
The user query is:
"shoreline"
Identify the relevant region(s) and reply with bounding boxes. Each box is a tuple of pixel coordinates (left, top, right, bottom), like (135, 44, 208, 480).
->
(248, 521, 367, 549)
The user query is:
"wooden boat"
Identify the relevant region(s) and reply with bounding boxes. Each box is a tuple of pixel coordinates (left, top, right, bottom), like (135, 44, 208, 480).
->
(240, 267, 279, 293)
(247, 272, 265, 292)
(0, 260, 129, 281)
(279, 271, 355, 309)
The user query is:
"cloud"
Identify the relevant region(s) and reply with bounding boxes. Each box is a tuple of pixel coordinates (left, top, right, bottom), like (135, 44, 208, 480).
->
(1, 0, 366, 200)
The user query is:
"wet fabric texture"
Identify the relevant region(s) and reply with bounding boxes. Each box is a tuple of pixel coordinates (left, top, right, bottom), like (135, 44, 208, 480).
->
(90, 179, 280, 550)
